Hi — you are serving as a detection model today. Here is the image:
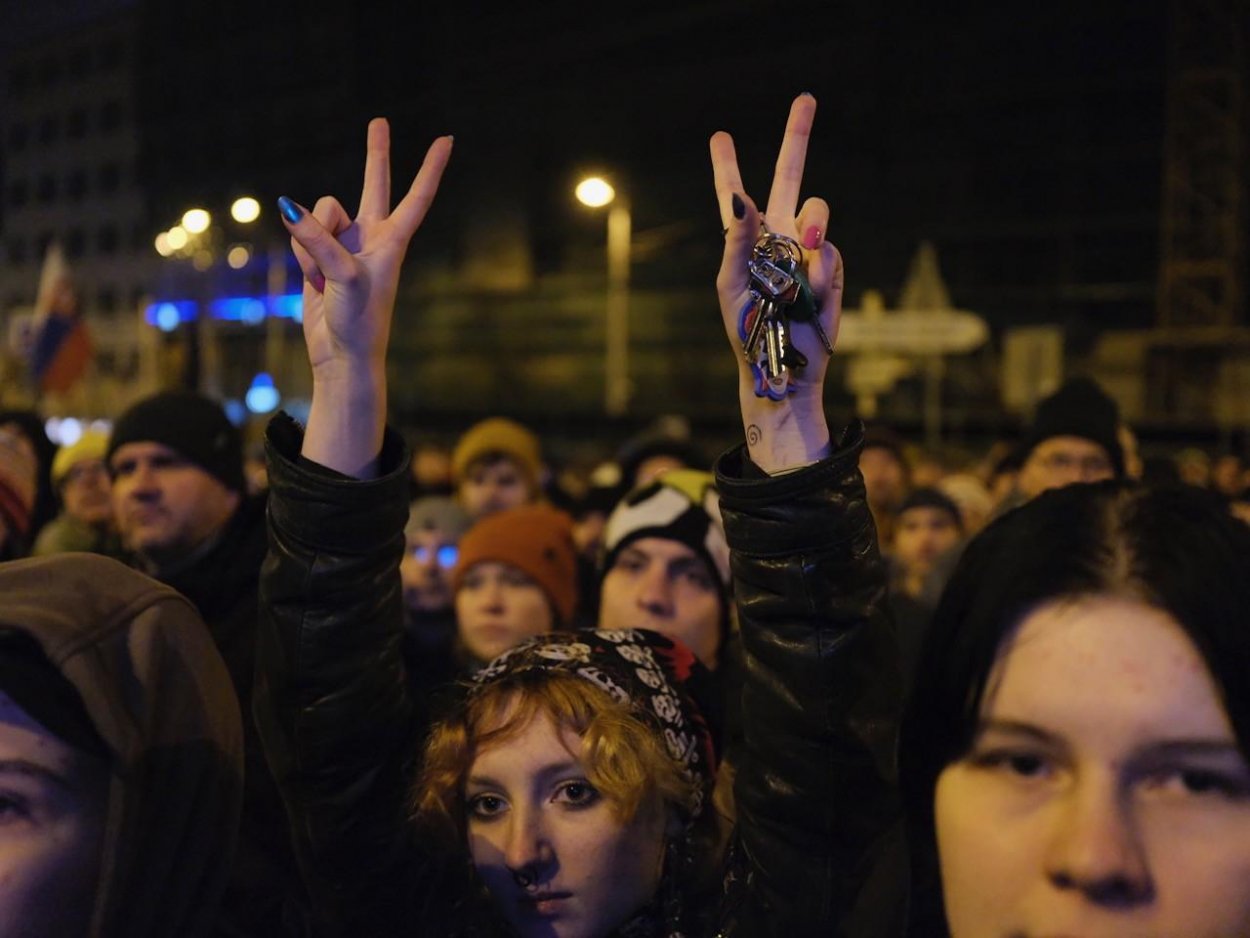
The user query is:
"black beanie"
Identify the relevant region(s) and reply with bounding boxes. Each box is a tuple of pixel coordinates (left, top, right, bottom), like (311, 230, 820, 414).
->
(899, 487, 964, 532)
(107, 391, 245, 493)
(1021, 378, 1124, 477)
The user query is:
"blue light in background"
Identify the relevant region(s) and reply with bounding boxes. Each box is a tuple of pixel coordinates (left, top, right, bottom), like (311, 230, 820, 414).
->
(245, 373, 280, 414)
(223, 399, 247, 426)
(271, 293, 303, 323)
(145, 294, 303, 327)
(212, 297, 268, 323)
(145, 300, 198, 331)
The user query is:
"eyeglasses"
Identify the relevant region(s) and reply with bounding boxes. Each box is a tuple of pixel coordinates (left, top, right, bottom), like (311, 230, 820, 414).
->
(410, 544, 458, 568)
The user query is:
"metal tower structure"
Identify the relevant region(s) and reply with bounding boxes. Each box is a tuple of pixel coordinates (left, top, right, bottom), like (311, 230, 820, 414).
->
(1156, 0, 1246, 329)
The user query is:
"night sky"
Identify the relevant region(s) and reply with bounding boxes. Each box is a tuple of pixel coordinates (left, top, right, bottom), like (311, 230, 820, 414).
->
(6, 0, 1208, 439)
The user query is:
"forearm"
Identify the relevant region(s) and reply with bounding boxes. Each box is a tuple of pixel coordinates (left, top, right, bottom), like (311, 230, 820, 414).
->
(301, 360, 387, 479)
(257, 413, 415, 923)
(739, 388, 832, 474)
(716, 423, 904, 934)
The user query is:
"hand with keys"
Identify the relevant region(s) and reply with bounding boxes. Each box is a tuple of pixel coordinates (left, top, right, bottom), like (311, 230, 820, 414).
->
(740, 229, 830, 399)
(712, 93, 843, 473)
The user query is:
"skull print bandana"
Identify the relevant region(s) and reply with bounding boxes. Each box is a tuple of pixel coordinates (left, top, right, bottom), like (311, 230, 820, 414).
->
(472, 628, 719, 820)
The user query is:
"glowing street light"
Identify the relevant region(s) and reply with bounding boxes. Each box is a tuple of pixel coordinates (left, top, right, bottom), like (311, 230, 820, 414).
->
(227, 245, 251, 269)
(182, 209, 211, 234)
(230, 197, 260, 224)
(575, 174, 631, 416)
(575, 177, 616, 209)
(154, 232, 173, 257)
(166, 226, 189, 250)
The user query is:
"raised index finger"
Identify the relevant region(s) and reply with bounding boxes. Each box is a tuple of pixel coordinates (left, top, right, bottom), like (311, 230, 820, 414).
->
(710, 130, 746, 228)
(764, 94, 816, 225)
(358, 117, 392, 220)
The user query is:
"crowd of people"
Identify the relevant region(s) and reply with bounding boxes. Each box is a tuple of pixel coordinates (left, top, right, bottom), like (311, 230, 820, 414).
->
(1, 93, 1248, 937)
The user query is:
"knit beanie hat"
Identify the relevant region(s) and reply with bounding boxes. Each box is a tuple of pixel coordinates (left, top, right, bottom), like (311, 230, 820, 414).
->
(51, 428, 109, 488)
(0, 428, 37, 538)
(1022, 377, 1124, 477)
(601, 469, 730, 591)
(899, 487, 964, 532)
(107, 391, 245, 493)
(473, 628, 719, 822)
(451, 417, 542, 490)
(406, 496, 472, 542)
(452, 504, 579, 626)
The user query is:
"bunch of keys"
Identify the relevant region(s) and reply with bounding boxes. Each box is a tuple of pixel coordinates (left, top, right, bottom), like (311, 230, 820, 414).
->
(738, 229, 833, 400)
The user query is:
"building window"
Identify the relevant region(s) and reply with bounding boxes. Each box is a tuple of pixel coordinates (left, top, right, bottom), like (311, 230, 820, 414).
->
(98, 163, 120, 194)
(37, 116, 58, 145)
(100, 100, 123, 133)
(67, 169, 87, 202)
(8, 122, 28, 152)
(6, 239, 26, 264)
(96, 225, 119, 255)
(8, 180, 28, 208)
(36, 175, 56, 203)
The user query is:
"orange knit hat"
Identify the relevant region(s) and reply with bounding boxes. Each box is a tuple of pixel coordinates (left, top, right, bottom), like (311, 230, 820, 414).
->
(452, 504, 579, 626)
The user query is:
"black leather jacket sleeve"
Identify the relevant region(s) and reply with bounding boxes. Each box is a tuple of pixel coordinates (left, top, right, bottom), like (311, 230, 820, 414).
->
(714, 421, 904, 938)
(255, 413, 440, 935)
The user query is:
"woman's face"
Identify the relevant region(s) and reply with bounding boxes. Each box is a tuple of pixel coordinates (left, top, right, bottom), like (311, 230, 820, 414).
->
(465, 707, 668, 938)
(0, 689, 107, 937)
(935, 595, 1250, 937)
(456, 562, 553, 664)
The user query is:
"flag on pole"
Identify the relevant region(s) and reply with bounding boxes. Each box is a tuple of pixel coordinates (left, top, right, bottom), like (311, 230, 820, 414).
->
(28, 241, 92, 394)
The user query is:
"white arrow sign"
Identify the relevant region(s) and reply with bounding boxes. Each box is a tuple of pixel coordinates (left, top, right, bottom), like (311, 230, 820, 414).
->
(837, 309, 988, 354)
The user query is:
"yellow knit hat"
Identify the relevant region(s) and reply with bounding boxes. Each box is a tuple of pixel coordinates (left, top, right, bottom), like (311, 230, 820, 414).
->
(451, 417, 542, 490)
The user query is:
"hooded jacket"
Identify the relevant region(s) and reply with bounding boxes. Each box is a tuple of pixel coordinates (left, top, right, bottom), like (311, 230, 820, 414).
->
(0, 552, 243, 937)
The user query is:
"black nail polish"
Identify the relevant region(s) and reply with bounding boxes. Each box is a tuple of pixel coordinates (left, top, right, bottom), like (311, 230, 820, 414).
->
(732, 194, 745, 220)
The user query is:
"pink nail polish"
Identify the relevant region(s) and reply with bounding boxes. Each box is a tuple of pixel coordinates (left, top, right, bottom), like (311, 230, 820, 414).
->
(802, 226, 823, 250)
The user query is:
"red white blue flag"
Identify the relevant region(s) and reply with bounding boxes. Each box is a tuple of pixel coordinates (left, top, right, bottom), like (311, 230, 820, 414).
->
(28, 242, 92, 394)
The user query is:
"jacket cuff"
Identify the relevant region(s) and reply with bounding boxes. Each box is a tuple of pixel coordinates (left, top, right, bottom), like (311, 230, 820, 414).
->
(264, 411, 411, 554)
(714, 420, 871, 557)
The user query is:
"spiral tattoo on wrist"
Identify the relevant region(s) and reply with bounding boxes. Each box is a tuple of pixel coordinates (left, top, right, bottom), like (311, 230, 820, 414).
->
(746, 424, 762, 447)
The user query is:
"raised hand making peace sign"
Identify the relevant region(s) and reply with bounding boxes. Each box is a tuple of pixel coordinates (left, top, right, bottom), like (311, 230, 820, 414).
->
(711, 94, 843, 473)
(277, 120, 453, 477)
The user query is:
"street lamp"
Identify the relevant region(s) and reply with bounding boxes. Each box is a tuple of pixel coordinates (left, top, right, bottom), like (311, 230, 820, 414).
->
(575, 175, 631, 417)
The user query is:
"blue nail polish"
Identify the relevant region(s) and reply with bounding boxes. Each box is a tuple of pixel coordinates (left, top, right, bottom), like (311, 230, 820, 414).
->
(277, 196, 303, 224)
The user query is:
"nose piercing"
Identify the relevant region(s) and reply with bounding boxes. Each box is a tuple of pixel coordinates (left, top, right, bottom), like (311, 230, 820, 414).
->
(513, 868, 534, 889)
